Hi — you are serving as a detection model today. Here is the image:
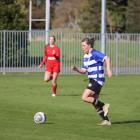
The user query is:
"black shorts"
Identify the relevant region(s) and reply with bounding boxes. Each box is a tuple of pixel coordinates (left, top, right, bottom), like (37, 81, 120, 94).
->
(87, 79, 102, 95)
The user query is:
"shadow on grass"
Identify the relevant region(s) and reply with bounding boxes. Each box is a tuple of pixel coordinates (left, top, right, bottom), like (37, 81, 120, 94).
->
(39, 122, 54, 125)
(34, 122, 54, 125)
(100, 93, 109, 96)
(57, 93, 109, 96)
(46, 122, 54, 124)
(57, 94, 80, 96)
(112, 120, 140, 125)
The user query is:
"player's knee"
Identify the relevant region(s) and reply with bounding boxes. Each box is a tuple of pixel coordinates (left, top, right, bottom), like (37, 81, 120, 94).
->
(44, 78, 49, 82)
(51, 78, 57, 85)
(81, 94, 86, 101)
(52, 81, 56, 86)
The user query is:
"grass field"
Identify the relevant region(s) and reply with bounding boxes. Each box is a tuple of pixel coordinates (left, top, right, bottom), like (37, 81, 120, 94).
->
(0, 73, 140, 140)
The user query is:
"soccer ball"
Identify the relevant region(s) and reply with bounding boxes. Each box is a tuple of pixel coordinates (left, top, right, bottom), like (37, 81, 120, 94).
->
(34, 112, 46, 124)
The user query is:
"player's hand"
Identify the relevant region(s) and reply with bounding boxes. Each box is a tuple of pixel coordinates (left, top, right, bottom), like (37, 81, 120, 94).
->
(71, 65, 78, 71)
(107, 70, 112, 78)
(39, 64, 43, 69)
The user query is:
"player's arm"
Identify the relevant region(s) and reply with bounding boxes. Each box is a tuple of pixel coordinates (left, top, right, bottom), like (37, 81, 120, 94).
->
(71, 65, 87, 74)
(39, 46, 47, 68)
(39, 56, 46, 68)
(54, 46, 60, 60)
(104, 56, 112, 78)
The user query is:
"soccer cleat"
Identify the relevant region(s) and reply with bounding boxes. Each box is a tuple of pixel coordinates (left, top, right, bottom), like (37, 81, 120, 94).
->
(103, 103, 110, 116)
(52, 93, 56, 97)
(98, 120, 111, 126)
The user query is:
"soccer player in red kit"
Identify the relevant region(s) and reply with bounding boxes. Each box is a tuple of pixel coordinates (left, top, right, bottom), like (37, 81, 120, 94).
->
(39, 35, 60, 97)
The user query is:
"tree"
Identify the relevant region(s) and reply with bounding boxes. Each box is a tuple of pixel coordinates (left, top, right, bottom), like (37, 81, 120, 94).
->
(0, 0, 28, 30)
(52, 0, 85, 30)
(0, 0, 28, 67)
(30, 0, 59, 29)
(78, 0, 128, 33)
(78, 0, 101, 33)
(107, 0, 127, 33)
(126, 0, 140, 33)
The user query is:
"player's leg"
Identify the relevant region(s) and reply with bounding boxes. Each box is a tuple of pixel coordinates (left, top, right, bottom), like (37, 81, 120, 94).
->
(81, 88, 106, 109)
(92, 92, 110, 118)
(51, 72, 59, 96)
(81, 88, 110, 123)
(82, 89, 95, 103)
(85, 79, 105, 109)
(81, 89, 108, 115)
(51, 63, 60, 96)
(93, 96, 110, 124)
(44, 71, 52, 82)
(86, 79, 111, 125)
(44, 63, 53, 82)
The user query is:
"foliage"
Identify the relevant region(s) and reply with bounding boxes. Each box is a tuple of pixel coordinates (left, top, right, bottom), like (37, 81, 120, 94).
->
(78, 0, 101, 33)
(52, 0, 84, 30)
(126, 0, 140, 33)
(107, 0, 127, 33)
(0, 0, 140, 33)
(0, 31, 28, 67)
(0, 0, 28, 30)
(78, 0, 128, 33)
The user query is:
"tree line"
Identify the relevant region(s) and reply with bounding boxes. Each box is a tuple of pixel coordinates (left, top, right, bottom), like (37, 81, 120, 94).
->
(0, 0, 140, 33)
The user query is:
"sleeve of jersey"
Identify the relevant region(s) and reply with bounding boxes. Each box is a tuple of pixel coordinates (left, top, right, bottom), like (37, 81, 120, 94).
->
(40, 56, 46, 65)
(40, 47, 47, 65)
(55, 47, 60, 60)
(81, 58, 88, 70)
(95, 50, 107, 62)
(81, 65, 88, 70)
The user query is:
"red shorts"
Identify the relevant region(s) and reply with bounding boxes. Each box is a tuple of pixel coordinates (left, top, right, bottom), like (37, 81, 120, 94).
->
(46, 62, 60, 73)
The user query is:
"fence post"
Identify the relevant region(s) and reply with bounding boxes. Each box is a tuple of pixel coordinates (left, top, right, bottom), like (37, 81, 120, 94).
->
(3, 30, 6, 75)
(115, 33, 119, 76)
(60, 31, 63, 75)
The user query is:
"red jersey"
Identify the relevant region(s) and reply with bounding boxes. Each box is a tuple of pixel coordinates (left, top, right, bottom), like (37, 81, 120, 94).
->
(41, 44, 60, 65)
(41, 44, 60, 73)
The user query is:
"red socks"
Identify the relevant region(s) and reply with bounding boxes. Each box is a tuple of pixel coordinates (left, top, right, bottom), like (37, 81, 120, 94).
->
(49, 76, 53, 80)
(51, 84, 57, 94)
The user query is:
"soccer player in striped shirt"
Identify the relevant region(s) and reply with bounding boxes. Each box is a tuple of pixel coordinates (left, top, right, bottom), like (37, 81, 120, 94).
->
(72, 37, 112, 125)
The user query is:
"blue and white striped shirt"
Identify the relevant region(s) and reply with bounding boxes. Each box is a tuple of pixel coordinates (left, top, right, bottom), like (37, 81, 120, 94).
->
(82, 49, 107, 85)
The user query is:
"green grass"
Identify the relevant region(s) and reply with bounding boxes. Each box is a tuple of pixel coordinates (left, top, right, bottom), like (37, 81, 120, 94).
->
(0, 73, 140, 140)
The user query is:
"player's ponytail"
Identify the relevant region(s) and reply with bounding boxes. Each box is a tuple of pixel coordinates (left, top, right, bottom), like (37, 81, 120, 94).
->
(89, 37, 95, 48)
(81, 37, 95, 48)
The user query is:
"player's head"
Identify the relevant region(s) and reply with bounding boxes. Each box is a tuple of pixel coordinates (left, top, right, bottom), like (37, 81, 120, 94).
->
(81, 37, 95, 54)
(49, 35, 56, 45)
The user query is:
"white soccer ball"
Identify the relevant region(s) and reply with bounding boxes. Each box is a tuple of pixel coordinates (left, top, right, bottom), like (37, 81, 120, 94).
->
(34, 112, 46, 124)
